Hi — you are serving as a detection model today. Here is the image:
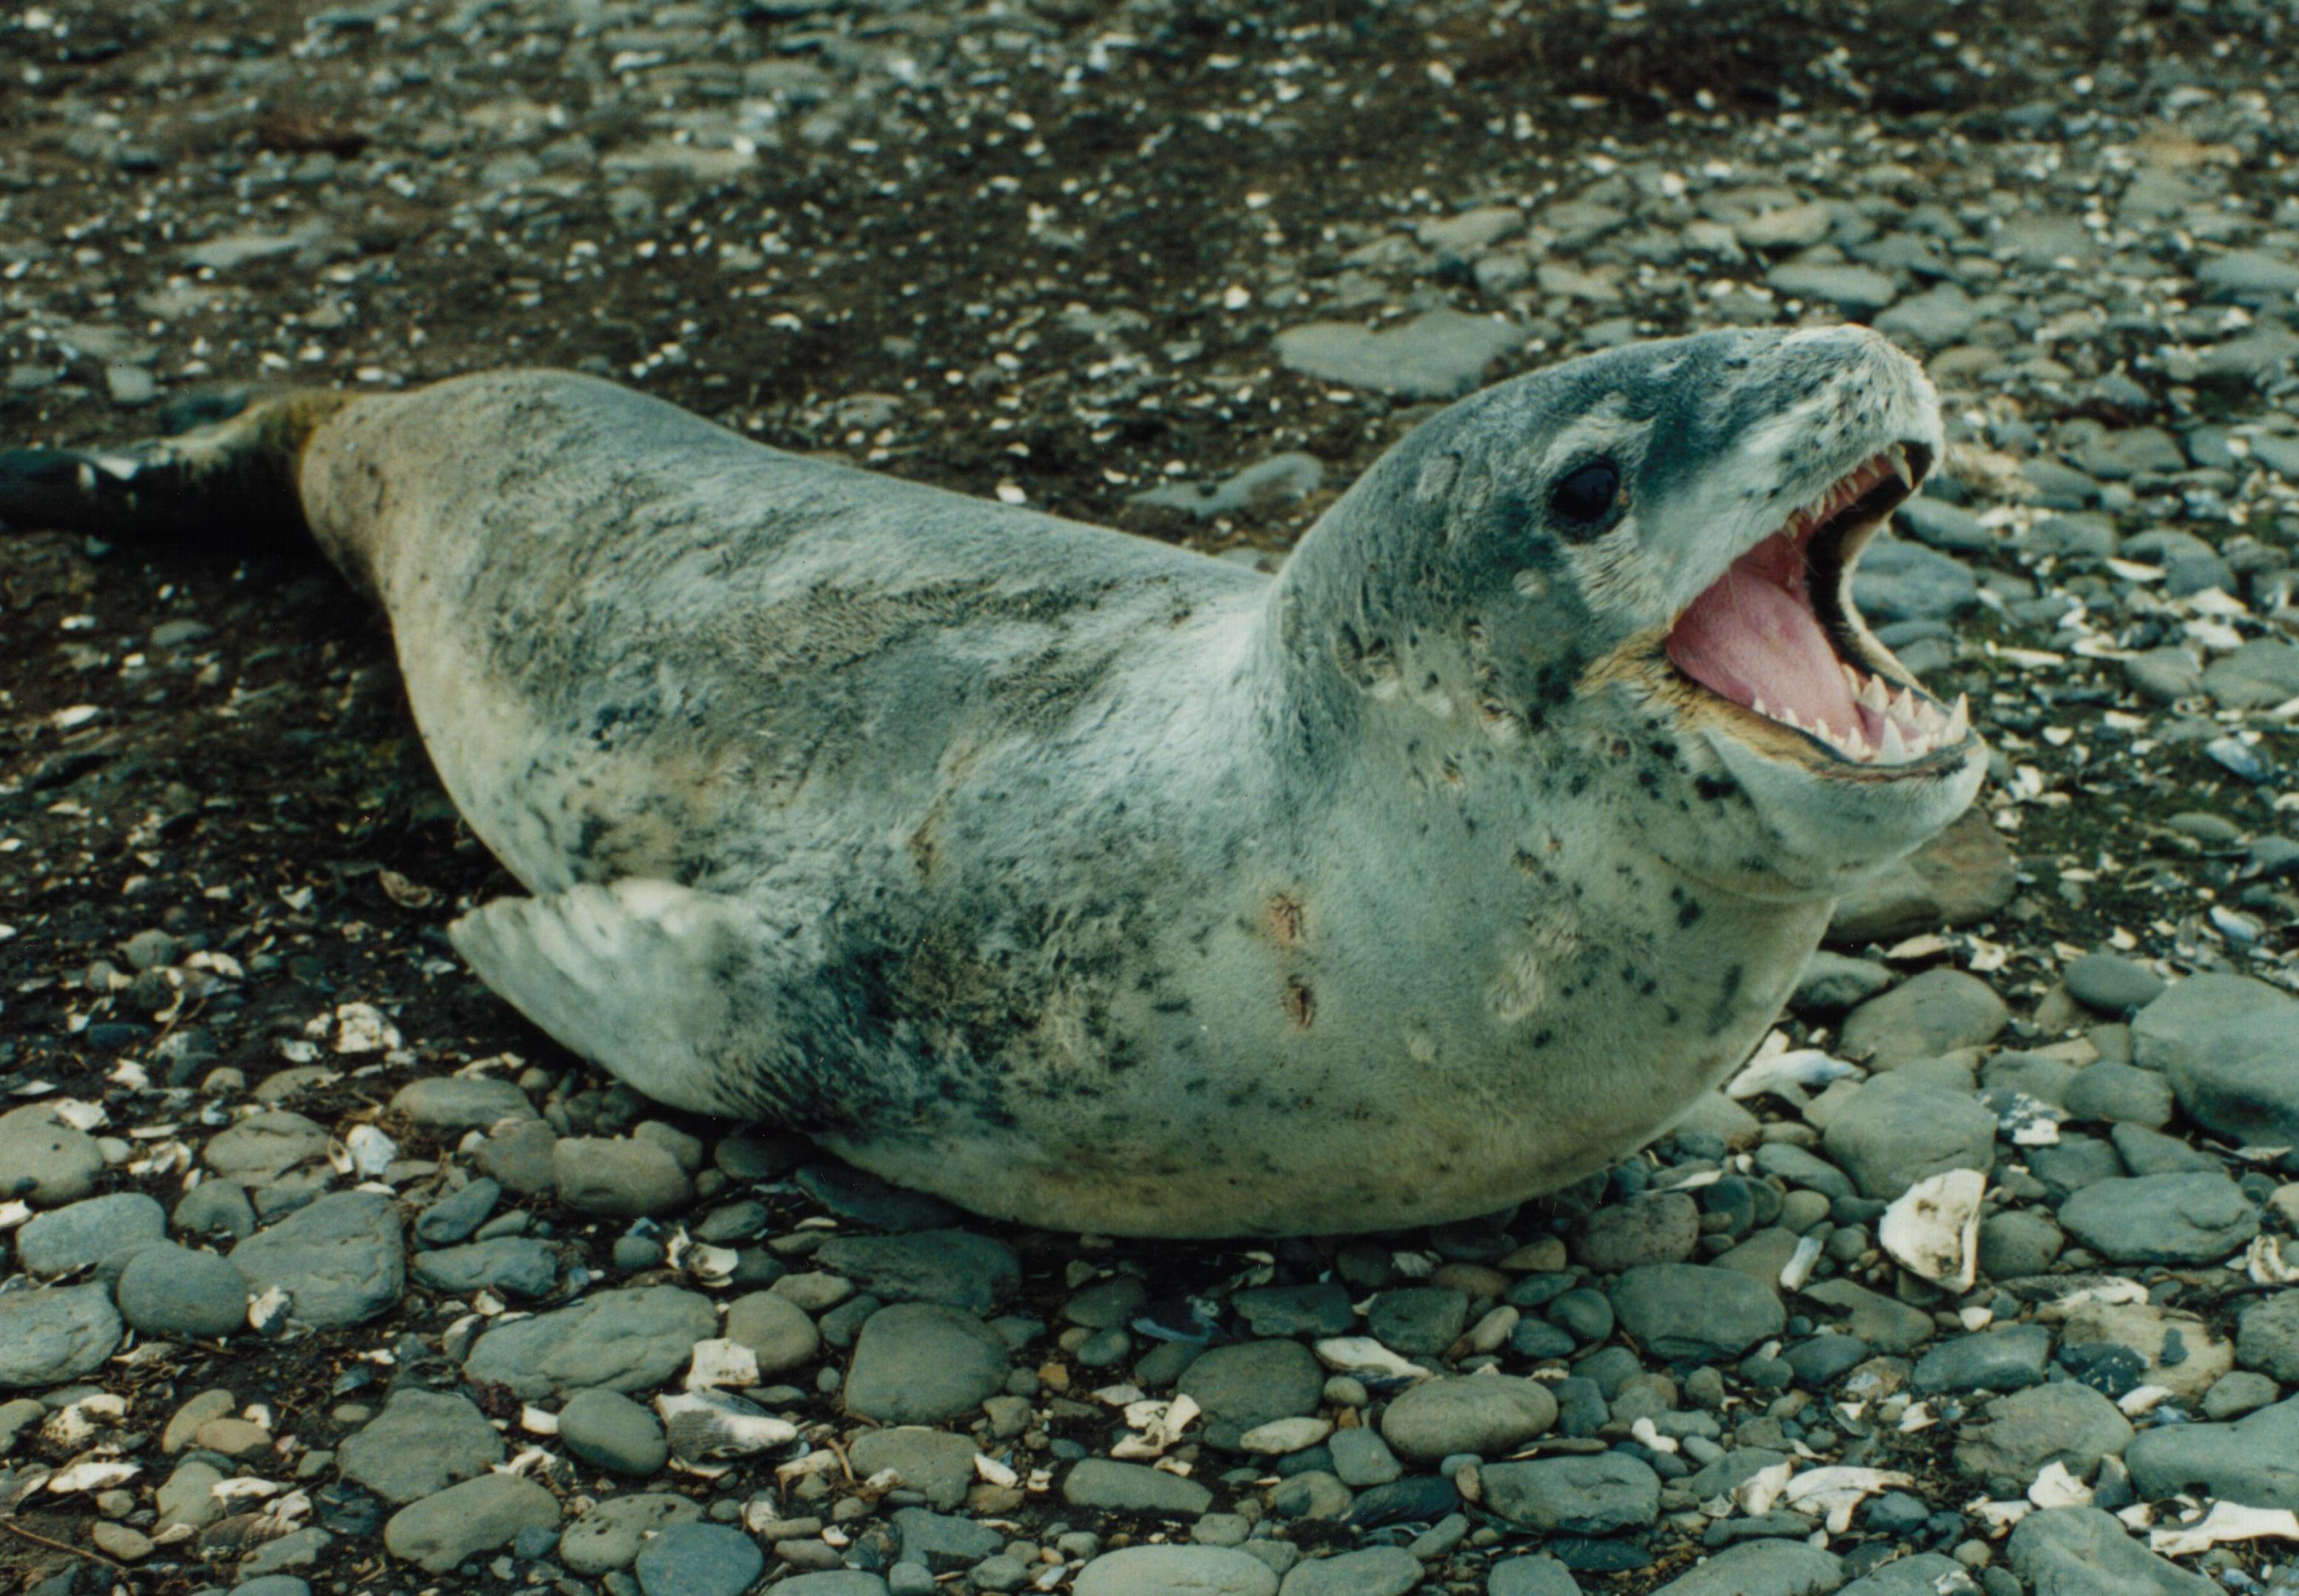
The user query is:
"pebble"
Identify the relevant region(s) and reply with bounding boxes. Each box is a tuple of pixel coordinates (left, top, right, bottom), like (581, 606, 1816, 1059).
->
(560, 1494, 705, 1575)
(1822, 1075, 1996, 1199)
(1482, 1453, 1660, 1533)
(1278, 1546, 1421, 1596)
(383, 1474, 561, 1572)
(338, 1389, 506, 1502)
(561, 1387, 671, 1475)
(16, 1191, 165, 1278)
(725, 1289, 823, 1374)
(1328, 1426, 1402, 1487)
(1976, 1211, 2063, 1279)
(812, 1230, 1020, 1314)
(553, 1135, 694, 1217)
(1646, 1541, 1842, 1596)
(1488, 1557, 1582, 1596)
(174, 1179, 259, 1240)
(1073, 1546, 1277, 1596)
(390, 1075, 538, 1127)
(1062, 1458, 1213, 1517)
(411, 1236, 560, 1297)
(0, 1283, 124, 1388)
(203, 1110, 331, 1186)
(1177, 1339, 1324, 1448)
(1608, 1265, 1785, 1360)
(0, 1104, 106, 1205)
(2060, 1062, 2174, 1128)
(633, 1521, 764, 1596)
(1365, 1286, 1469, 1354)
(2132, 974, 2299, 1148)
(464, 1286, 717, 1399)
(1378, 1374, 1557, 1462)
(843, 1303, 1010, 1423)
(1912, 1324, 2052, 1394)
(2062, 954, 2166, 1014)
(414, 1177, 501, 1244)
(2006, 1507, 2215, 1595)
(1572, 1193, 1699, 1271)
(1838, 969, 2008, 1068)
(1273, 310, 1522, 399)
(109, 1241, 245, 1337)
(848, 1426, 979, 1510)
(228, 1189, 406, 1328)
(1233, 1283, 1356, 1337)
(2057, 1172, 2259, 1263)
(2125, 1395, 2299, 1509)
(1951, 1382, 2133, 1487)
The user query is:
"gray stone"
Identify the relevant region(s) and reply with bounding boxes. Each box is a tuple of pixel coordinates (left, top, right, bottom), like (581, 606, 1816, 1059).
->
(1794, 953, 1894, 1014)
(848, 1426, 978, 1510)
(1133, 453, 1325, 522)
(552, 1136, 692, 1217)
(1572, 1193, 1699, 1271)
(844, 1303, 1009, 1424)
(389, 1076, 537, 1128)
(339, 1390, 505, 1503)
(1913, 1324, 2051, 1394)
(2123, 648, 2203, 704)
(414, 1178, 501, 1245)
(412, 1236, 558, 1297)
(1822, 1075, 1996, 1200)
(1233, 1283, 1356, 1337)
(1365, 1287, 1468, 1354)
(475, 1118, 560, 1196)
(2063, 954, 2166, 1014)
(229, 1191, 406, 1328)
(1279, 1546, 1420, 1596)
(174, 1180, 258, 1240)
(0, 1104, 106, 1205)
(1647, 1541, 1843, 1596)
(1837, 1555, 1975, 1595)
(812, 1230, 1019, 1314)
(561, 1387, 670, 1476)
(1488, 1557, 1582, 1596)
(204, 1111, 331, 1186)
(2197, 248, 2299, 302)
(2058, 1174, 2258, 1264)
(890, 1506, 1001, 1568)
(2006, 1507, 2216, 1595)
(2126, 1395, 2299, 1509)
(0, 1283, 122, 1388)
(2061, 1063, 2174, 1128)
(1976, 1211, 2063, 1280)
(1483, 1452, 1660, 1532)
(1609, 1264, 1784, 1360)
(633, 1521, 763, 1596)
(1273, 311, 1521, 400)
(465, 1286, 717, 1399)
(1378, 1374, 1556, 1462)
(114, 1242, 247, 1337)
(2203, 639, 2299, 711)
(1073, 1546, 1276, 1596)
(1953, 1382, 2132, 1485)
(2203, 1371, 2280, 1420)
(724, 1290, 821, 1374)
(1063, 1457, 1213, 1517)
(1178, 1339, 1324, 1449)
(2132, 974, 2299, 1148)
(237, 1528, 331, 1578)
(1327, 1426, 1401, 1487)
(16, 1192, 165, 1278)
(1766, 261, 1897, 313)
(1801, 1280, 1934, 1354)
(1875, 285, 1982, 350)
(1852, 536, 1978, 625)
(1839, 968, 2007, 1068)
(2238, 1291, 2299, 1383)
(384, 1474, 560, 1572)
(560, 1494, 703, 1575)
(777, 1578, 888, 1596)
(230, 1580, 314, 1596)
(1828, 811, 2017, 943)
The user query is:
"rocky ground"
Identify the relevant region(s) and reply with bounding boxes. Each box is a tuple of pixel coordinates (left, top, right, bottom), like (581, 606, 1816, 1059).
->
(5, 0, 2299, 1595)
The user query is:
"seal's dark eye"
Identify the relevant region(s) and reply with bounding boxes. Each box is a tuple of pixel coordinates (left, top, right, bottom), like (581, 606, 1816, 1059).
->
(1552, 460, 1621, 525)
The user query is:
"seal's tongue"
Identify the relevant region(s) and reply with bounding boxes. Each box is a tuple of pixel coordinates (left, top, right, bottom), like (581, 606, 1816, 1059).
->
(1666, 531, 1859, 738)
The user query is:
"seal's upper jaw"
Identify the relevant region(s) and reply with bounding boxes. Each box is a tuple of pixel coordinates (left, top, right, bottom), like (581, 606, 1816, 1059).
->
(1662, 442, 1972, 777)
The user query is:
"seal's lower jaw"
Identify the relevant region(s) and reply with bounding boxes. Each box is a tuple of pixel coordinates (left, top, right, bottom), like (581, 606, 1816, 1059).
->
(1663, 442, 1977, 782)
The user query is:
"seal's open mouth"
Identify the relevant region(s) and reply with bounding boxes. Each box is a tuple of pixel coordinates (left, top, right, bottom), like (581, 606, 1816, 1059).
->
(1665, 442, 1969, 768)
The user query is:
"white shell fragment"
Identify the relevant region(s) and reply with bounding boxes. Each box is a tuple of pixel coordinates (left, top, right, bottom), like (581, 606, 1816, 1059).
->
(1312, 1337, 1430, 1382)
(1110, 1395, 1200, 1460)
(2026, 1461, 2092, 1509)
(339, 1123, 399, 1178)
(1726, 1034, 1859, 1100)
(2149, 1501, 2299, 1557)
(46, 1460, 141, 1494)
(1880, 1168, 1986, 1292)
(1782, 1466, 1915, 1534)
(654, 1389, 797, 1472)
(684, 1338, 762, 1392)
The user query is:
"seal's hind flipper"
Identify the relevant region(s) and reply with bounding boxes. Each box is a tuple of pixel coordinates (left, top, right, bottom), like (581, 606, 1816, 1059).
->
(450, 880, 792, 1120)
(0, 389, 348, 544)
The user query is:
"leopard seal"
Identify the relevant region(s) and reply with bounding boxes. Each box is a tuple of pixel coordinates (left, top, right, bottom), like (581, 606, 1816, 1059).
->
(1, 325, 1984, 1236)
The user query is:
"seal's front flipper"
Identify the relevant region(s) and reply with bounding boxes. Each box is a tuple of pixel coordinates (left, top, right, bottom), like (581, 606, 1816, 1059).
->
(0, 389, 348, 543)
(449, 879, 797, 1120)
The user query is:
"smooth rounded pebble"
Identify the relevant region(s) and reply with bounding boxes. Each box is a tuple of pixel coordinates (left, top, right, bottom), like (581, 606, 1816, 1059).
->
(561, 1387, 671, 1475)
(2007, 1506, 2215, 1595)
(1073, 1546, 1278, 1596)
(2133, 974, 2299, 1147)
(115, 1243, 248, 1338)
(1608, 1264, 1785, 1360)
(338, 1389, 505, 1503)
(560, 1494, 703, 1575)
(2057, 1173, 2259, 1264)
(552, 1135, 694, 1217)
(812, 1229, 1021, 1315)
(2126, 1396, 2299, 1509)
(1379, 1374, 1556, 1462)
(847, 1426, 980, 1511)
(0, 1283, 124, 1389)
(632, 1521, 764, 1596)
(1062, 1457, 1213, 1517)
(384, 1474, 560, 1572)
(0, 1104, 105, 1206)
(843, 1303, 1009, 1425)
(16, 1192, 166, 1279)
(1646, 1540, 1843, 1596)
(723, 1289, 822, 1374)
(1278, 1546, 1420, 1596)
(464, 1286, 717, 1400)
(1177, 1339, 1324, 1448)
(390, 1074, 538, 1128)
(1482, 1452, 1660, 1533)
(228, 1190, 407, 1329)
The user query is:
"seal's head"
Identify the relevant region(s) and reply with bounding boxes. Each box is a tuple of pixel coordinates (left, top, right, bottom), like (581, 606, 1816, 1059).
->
(1287, 324, 1984, 899)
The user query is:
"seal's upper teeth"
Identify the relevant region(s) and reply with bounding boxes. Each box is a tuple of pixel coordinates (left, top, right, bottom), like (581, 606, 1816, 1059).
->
(1945, 694, 1970, 743)
(1858, 676, 1889, 714)
(1888, 445, 1915, 491)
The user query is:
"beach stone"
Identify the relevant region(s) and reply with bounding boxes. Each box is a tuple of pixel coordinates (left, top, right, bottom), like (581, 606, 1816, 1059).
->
(475, 1119, 560, 1196)
(1828, 811, 2017, 943)
(2063, 955, 2165, 1014)
(0, 1283, 122, 1388)
(1839, 969, 2008, 1068)
(1837, 1555, 1974, 1595)
(0, 1104, 106, 1205)
(553, 1136, 692, 1217)
(1073, 1546, 1276, 1596)
(1366, 1287, 1468, 1355)
(1801, 1280, 1933, 1354)
(1977, 1211, 2063, 1279)
(1609, 1264, 1784, 1360)
(204, 1111, 331, 1186)
(1793, 952, 1894, 1014)
(1279, 1546, 1420, 1596)
(339, 1390, 505, 1502)
(1329, 1427, 1402, 1486)
(2061, 1063, 2174, 1128)
(560, 1494, 703, 1575)
(229, 1190, 405, 1328)
(465, 1286, 717, 1399)
(2132, 974, 2299, 1148)
(724, 1290, 822, 1374)
(384, 1474, 560, 1572)
(633, 1521, 763, 1596)
(2126, 1396, 2299, 1508)
(773, 1578, 886, 1596)
(1767, 261, 1896, 313)
(1953, 1382, 2132, 1485)
(2238, 1291, 2299, 1383)
(390, 1076, 537, 1128)
(1234, 1283, 1356, 1337)
(847, 1426, 977, 1510)
(812, 1231, 1019, 1314)
(1063, 1458, 1213, 1517)
(1483, 1452, 1660, 1532)
(1273, 311, 1522, 400)
(1179, 1339, 1324, 1449)
(173, 1180, 259, 1240)
(16, 1193, 165, 1279)
(561, 1387, 670, 1476)
(1379, 1375, 1556, 1462)
(412, 1237, 559, 1297)
(1488, 1557, 1582, 1596)
(1573, 1193, 1699, 1271)
(1646, 1541, 1842, 1596)
(114, 1242, 248, 1337)
(1913, 1324, 2051, 1394)
(2006, 1507, 2216, 1595)
(889, 1507, 1001, 1568)
(2058, 1174, 2258, 1264)
(844, 1303, 1009, 1424)
(1852, 536, 1976, 623)
(1822, 1076, 1996, 1199)
(414, 1178, 501, 1244)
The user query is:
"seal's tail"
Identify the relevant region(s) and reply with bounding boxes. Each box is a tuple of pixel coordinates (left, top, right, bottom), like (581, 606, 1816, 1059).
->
(0, 388, 351, 547)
